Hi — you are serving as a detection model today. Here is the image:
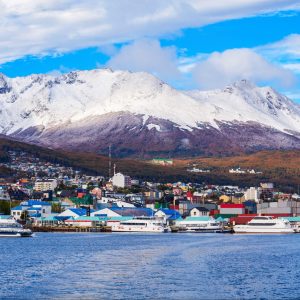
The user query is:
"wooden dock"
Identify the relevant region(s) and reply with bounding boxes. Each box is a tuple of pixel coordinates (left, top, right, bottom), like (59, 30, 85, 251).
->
(27, 226, 112, 233)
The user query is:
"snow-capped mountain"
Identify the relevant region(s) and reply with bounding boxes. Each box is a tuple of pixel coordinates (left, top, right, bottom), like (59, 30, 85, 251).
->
(0, 69, 299, 157)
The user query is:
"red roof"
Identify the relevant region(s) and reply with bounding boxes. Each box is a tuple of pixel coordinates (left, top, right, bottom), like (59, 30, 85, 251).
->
(220, 204, 244, 208)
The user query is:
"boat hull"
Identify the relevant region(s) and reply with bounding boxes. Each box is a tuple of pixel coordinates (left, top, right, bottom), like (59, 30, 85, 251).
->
(112, 225, 166, 233)
(234, 227, 295, 234)
(172, 228, 224, 233)
(0, 230, 33, 237)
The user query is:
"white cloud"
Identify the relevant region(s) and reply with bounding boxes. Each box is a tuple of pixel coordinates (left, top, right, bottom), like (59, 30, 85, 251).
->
(0, 0, 299, 64)
(258, 34, 300, 59)
(192, 48, 296, 89)
(107, 39, 180, 81)
(256, 34, 300, 77)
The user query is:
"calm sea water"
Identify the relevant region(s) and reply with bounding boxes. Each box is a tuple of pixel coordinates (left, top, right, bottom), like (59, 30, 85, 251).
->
(1, 233, 300, 299)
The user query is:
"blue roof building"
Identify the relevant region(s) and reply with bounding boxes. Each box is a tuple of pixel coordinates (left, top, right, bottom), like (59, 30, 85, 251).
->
(11, 200, 52, 220)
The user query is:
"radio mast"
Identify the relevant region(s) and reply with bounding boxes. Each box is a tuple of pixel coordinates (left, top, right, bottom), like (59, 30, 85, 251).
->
(108, 144, 112, 180)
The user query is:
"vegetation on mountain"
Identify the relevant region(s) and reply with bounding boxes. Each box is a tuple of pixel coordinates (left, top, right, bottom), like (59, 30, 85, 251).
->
(0, 137, 299, 191)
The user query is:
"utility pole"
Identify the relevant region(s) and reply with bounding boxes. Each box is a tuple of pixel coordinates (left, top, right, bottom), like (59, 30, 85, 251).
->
(108, 145, 112, 180)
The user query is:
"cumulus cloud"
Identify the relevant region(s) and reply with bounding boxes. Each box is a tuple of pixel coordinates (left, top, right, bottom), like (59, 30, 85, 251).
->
(192, 48, 296, 89)
(0, 0, 299, 64)
(107, 39, 179, 81)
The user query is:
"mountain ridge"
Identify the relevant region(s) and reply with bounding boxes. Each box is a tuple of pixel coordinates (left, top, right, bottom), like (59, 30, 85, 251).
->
(0, 69, 300, 157)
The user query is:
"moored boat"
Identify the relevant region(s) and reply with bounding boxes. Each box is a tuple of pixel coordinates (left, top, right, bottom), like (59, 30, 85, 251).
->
(0, 218, 33, 237)
(172, 216, 224, 233)
(111, 216, 167, 233)
(233, 216, 295, 234)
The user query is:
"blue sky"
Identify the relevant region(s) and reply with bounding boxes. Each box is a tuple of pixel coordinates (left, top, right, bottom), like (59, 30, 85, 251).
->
(0, 1, 300, 102)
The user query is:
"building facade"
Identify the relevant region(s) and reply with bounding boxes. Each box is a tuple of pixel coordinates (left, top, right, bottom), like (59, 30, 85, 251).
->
(34, 179, 58, 191)
(112, 173, 131, 188)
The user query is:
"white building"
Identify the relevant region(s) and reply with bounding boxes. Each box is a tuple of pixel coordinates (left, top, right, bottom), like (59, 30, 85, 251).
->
(91, 208, 121, 217)
(34, 179, 58, 191)
(244, 187, 261, 203)
(11, 200, 52, 220)
(190, 207, 210, 217)
(111, 173, 131, 188)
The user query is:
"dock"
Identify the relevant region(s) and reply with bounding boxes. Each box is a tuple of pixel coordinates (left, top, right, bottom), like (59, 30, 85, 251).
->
(26, 225, 112, 233)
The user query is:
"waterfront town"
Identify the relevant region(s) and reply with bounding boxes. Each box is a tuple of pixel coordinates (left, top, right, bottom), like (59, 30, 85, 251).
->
(1, 150, 300, 233)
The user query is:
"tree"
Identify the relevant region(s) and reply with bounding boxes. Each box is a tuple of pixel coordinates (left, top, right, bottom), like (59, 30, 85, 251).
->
(20, 210, 29, 221)
(0, 200, 11, 215)
(52, 202, 62, 213)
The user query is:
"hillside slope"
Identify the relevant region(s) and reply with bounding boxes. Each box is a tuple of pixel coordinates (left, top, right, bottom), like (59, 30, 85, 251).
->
(0, 137, 299, 190)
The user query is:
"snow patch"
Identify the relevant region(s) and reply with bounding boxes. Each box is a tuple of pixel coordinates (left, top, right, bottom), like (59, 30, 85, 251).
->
(142, 114, 149, 125)
(147, 124, 161, 131)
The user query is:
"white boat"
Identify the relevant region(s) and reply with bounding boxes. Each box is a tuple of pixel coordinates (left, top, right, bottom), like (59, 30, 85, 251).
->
(234, 216, 295, 234)
(173, 217, 223, 233)
(0, 218, 33, 237)
(111, 217, 167, 233)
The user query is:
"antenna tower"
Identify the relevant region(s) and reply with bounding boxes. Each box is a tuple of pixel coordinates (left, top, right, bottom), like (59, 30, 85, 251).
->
(108, 145, 112, 179)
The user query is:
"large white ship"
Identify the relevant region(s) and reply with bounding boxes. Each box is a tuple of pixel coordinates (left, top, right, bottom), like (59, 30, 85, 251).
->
(0, 218, 33, 237)
(233, 216, 295, 234)
(111, 217, 167, 233)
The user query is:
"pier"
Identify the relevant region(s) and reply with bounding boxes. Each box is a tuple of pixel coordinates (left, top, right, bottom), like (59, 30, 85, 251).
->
(26, 225, 112, 233)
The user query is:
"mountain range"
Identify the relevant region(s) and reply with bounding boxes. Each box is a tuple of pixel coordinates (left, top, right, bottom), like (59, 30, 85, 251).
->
(0, 69, 300, 157)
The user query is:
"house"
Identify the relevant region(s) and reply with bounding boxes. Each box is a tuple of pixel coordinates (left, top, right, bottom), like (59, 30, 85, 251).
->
(178, 201, 217, 216)
(189, 207, 210, 217)
(112, 173, 131, 188)
(155, 209, 182, 224)
(92, 207, 122, 218)
(11, 200, 52, 220)
(97, 197, 136, 209)
(219, 203, 245, 215)
(219, 195, 231, 202)
(11, 206, 24, 220)
(92, 207, 154, 218)
(57, 208, 94, 219)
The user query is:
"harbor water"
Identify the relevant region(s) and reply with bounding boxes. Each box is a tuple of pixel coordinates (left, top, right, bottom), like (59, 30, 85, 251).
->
(1, 233, 300, 299)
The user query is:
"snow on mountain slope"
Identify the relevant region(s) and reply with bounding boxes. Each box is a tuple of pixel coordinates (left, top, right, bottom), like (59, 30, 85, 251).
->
(0, 69, 299, 137)
(187, 80, 300, 134)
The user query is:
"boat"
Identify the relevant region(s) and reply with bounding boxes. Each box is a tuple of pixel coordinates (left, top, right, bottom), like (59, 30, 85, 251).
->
(172, 216, 225, 233)
(111, 217, 167, 233)
(0, 218, 33, 237)
(233, 216, 295, 234)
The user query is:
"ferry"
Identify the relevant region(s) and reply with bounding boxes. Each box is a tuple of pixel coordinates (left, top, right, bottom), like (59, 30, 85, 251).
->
(233, 216, 295, 234)
(111, 217, 167, 233)
(172, 217, 225, 233)
(0, 218, 33, 237)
